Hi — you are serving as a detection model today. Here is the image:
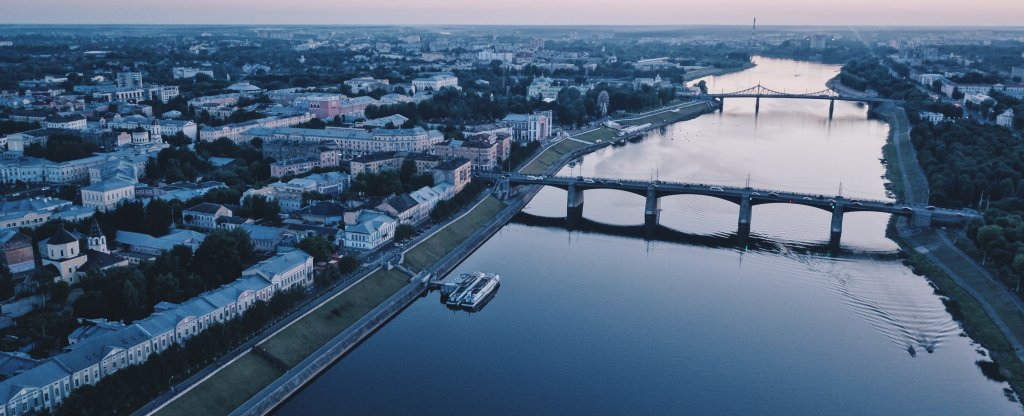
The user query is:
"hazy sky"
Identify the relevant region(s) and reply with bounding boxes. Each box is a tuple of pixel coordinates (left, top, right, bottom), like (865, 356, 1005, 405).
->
(2, 0, 1023, 26)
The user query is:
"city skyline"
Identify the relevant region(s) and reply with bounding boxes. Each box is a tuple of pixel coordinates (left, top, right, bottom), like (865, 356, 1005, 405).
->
(2, 0, 1023, 26)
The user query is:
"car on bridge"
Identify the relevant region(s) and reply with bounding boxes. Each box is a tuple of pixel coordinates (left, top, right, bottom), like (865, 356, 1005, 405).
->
(709, 186, 723, 192)
(583, 179, 595, 184)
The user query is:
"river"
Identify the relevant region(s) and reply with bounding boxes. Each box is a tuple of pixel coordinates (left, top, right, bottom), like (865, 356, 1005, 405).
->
(274, 56, 1021, 415)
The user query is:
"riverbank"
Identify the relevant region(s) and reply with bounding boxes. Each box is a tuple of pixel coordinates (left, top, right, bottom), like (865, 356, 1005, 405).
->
(877, 104, 1024, 401)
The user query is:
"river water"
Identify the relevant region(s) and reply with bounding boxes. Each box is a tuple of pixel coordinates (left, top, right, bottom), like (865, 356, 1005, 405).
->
(275, 57, 1020, 415)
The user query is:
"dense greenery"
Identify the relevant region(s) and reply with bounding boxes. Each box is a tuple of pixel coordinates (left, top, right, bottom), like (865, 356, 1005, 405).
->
(430, 181, 486, 222)
(350, 166, 434, 197)
(53, 290, 305, 416)
(74, 228, 257, 322)
(297, 235, 334, 263)
(24, 133, 98, 162)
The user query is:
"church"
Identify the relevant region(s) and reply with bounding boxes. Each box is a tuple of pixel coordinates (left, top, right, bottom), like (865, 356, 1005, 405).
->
(39, 219, 129, 284)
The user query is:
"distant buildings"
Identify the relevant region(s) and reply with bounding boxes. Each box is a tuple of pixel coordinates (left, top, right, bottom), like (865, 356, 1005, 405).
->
(198, 113, 314, 143)
(115, 72, 143, 90)
(172, 67, 214, 80)
(344, 77, 390, 94)
(412, 74, 459, 92)
(431, 133, 511, 171)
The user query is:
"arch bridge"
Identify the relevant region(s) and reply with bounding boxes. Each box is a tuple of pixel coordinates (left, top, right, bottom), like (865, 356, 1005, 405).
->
(482, 173, 978, 245)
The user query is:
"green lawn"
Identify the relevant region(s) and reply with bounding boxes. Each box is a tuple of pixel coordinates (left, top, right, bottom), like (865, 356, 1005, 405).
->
(573, 127, 618, 144)
(520, 140, 588, 175)
(404, 196, 505, 272)
(259, 268, 411, 367)
(153, 353, 283, 416)
(617, 103, 709, 126)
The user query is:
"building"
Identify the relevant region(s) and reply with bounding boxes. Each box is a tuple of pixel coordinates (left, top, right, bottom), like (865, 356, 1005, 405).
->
(38, 222, 127, 284)
(503, 111, 552, 142)
(269, 157, 321, 178)
(349, 151, 440, 176)
(295, 201, 347, 226)
(997, 109, 1015, 128)
(198, 113, 314, 144)
(182, 203, 233, 230)
(306, 94, 343, 119)
(245, 126, 445, 160)
(80, 178, 135, 212)
(412, 74, 459, 92)
(114, 229, 205, 263)
(432, 158, 472, 199)
(0, 230, 34, 274)
(344, 77, 390, 94)
(42, 115, 87, 130)
(172, 67, 214, 80)
(919, 111, 945, 124)
(0, 250, 312, 415)
(343, 210, 397, 251)
(238, 224, 286, 253)
(376, 194, 422, 225)
(116, 72, 143, 90)
(431, 133, 511, 171)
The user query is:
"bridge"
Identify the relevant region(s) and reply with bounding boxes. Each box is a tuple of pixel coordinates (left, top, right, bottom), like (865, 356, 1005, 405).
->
(481, 173, 980, 245)
(705, 84, 899, 119)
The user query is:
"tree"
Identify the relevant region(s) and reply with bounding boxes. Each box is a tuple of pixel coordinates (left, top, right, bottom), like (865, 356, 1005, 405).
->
(164, 131, 192, 147)
(394, 224, 416, 242)
(297, 236, 334, 263)
(191, 229, 255, 288)
(144, 199, 173, 236)
(239, 195, 282, 225)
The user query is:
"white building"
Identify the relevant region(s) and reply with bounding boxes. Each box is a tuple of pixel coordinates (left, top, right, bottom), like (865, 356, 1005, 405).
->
(919, 111, 945, 124)
(172, 67, 214, 80)
(343, 210, 396, 251)
(344, 77, 389, 94)
(244, 126, 445, 160)
(997, 109, 1015, 128)
(182, 203, 233, 230)
(80, 179, 135, 212)
(199, 113, 314, 143)
(42, 115, 87, 130)
(502, 111, 553, 142)
(412, 74, 459, 92)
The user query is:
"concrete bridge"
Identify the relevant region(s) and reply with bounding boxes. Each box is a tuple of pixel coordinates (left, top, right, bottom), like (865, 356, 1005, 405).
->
(482, 173, 979, 245)
(706, 84, 900, 119)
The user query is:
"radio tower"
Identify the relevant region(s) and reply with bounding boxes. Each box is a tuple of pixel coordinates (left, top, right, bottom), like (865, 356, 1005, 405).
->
(749, 17, 757, 47)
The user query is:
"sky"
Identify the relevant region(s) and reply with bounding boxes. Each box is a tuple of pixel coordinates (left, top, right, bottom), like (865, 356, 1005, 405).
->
(2, 0, 1023, 26)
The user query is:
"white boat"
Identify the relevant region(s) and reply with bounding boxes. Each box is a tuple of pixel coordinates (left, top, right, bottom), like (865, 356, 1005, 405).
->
(444, 272, 500, 310)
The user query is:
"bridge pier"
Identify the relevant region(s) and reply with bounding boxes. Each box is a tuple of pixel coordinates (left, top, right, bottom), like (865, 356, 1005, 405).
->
(567, 183, 584, 228)
(830, 204, 844, 245)
(718, 97, 725, 112)
(644, 187, 660, 229)
(738, 195, 752, 234)
(828, 99, 835, 120)
(755, 96, 760, 115)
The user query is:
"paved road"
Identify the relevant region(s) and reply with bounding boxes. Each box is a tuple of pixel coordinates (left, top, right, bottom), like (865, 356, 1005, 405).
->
(885, 105, 1024, 366)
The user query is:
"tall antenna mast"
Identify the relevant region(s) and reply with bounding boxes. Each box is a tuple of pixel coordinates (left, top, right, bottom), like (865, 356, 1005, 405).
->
(750, 18, 757, 47)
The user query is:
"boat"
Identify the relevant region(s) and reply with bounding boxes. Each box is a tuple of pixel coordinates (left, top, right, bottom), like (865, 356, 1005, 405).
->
(442, 272, 501, 310)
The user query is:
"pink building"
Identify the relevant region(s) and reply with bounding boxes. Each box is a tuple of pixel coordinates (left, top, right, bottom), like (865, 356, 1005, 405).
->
(307, 95, 342, 119)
